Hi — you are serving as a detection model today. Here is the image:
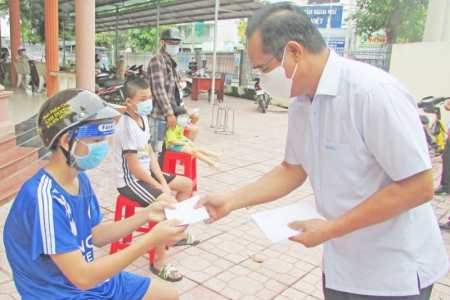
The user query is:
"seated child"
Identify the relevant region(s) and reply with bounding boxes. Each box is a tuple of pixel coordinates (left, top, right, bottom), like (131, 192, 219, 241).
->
(115, 78, 199, 282)
(3, 89, 186, 300)
(166, 106, 223, 170)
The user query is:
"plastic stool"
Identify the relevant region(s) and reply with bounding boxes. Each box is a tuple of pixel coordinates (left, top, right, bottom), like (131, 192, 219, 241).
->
(110, 195, 160, 265)
(214, 104, 234, 135)
(162, 151, 197, 193)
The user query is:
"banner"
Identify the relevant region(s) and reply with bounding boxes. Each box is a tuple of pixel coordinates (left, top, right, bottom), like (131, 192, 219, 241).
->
(300, 5, 343, 29)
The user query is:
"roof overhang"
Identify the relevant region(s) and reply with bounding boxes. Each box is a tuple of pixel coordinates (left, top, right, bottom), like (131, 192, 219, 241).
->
(59, 0, 264, 33)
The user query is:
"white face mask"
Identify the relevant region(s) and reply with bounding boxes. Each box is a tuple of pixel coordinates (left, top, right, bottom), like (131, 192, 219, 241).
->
(259, 46, 298, 100)
(165, 44, 180, 56)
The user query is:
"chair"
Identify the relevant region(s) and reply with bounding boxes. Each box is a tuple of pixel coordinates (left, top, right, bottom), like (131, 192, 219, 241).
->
(13, 61, 31, 90)
(208, 73, 225, 103)
(162, 151, 197, 193)
(110, 195, 161, 265)
(35, 62, 47, 93)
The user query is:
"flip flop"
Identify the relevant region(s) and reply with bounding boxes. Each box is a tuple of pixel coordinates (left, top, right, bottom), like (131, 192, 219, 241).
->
(150, 262, 183, 282)
(173, 232, 200, 247)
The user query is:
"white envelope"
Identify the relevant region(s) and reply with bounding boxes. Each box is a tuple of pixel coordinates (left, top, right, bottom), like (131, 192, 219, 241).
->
(252, 202, 326, 243)
(164, 195, 209, 226)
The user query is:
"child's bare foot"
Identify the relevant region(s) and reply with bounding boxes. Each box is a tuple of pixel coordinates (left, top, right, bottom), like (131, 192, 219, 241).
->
(208, 162, 221, 170)
(214, 151, 224, 161)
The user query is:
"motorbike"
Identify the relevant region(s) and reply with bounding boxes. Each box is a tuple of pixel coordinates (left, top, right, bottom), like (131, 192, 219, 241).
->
(125, 64, 146, 79)
(96, 77, 126, 105)
(418, 96, 450, 157)
(179, 71, 191, 97)
(95, 66, 116, 88)
(252, 75, 271, 113)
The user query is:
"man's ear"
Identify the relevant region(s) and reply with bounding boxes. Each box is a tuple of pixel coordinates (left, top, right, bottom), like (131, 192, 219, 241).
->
(286, 41, 304, 62)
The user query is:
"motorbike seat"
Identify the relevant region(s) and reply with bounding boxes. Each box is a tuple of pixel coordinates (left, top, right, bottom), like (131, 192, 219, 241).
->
(104, 79, 126, 88)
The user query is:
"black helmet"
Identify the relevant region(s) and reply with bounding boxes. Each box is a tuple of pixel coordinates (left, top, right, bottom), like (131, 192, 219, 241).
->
(161, 28, 182, 41)
(36, 89, 121, 149)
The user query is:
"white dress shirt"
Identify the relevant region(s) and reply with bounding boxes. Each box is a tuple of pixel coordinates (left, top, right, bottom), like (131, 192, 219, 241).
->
(285, 50, 448, 296)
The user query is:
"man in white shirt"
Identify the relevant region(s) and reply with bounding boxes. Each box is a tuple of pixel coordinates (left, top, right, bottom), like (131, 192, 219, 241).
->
(196, 3, 448, 299)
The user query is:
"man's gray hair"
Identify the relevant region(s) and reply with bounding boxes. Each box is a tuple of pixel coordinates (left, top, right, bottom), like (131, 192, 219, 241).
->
(245, 2, 326, 60)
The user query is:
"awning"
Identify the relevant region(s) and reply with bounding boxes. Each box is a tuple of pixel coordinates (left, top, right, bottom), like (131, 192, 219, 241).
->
(59, 0, 264, 33)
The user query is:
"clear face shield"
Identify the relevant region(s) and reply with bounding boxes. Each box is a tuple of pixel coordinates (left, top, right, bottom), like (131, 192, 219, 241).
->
(68, 119, 116, 171)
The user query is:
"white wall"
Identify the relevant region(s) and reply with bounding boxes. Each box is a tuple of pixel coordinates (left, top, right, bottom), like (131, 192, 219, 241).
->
(390, 41, 450, 100)
(390, 41, 450, 123)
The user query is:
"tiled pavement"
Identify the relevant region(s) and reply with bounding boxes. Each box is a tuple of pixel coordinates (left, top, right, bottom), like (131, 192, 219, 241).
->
(1, 91, 450, 299)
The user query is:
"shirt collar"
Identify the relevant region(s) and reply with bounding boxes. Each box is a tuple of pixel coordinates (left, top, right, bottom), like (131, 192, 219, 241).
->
(315, 49, 343, 97)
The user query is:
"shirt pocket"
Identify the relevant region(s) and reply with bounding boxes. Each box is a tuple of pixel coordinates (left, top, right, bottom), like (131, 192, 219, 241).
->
(322, 141, 357, 187)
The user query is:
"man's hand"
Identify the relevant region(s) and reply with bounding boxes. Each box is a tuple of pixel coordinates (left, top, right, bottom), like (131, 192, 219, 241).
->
(194, 193, 233, 224)
(288, 219, 336, 248)
(167, 114, 176, 129)
(145, 201, 177, 223)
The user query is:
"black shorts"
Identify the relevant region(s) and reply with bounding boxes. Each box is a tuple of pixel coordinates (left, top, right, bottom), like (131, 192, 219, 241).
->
(117, 172, 176, 207)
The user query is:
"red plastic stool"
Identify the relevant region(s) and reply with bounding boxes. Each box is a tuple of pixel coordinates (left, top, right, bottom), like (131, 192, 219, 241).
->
(162, 151, 197, 192)
(110, 195, 165, 265)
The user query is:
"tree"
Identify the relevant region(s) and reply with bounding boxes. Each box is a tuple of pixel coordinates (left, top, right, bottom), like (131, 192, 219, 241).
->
(348, 0, 428, 71)
(349, 0, 429, 45)
(129, 25, 172, 53)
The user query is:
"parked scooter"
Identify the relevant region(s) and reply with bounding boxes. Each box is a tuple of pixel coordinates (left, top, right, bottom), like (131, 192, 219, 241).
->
(96, 77, 126, 105)
(96, 66, 116, 88)
(252, 75, 271, 113)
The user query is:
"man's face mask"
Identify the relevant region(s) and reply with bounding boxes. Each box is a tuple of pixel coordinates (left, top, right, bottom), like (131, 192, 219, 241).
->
(259, 46, 298, 100)
(165, 43, 180, 56)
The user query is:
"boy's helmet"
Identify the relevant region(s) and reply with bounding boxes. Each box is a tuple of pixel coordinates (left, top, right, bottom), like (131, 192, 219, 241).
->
(36, 89, 121, 149)
(161, 28, 182, 41)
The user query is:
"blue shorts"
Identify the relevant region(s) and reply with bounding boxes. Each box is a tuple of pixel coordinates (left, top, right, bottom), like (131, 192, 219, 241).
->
(167, 145, 184, 152)
(167, 139, 188, 153)
(82, 271, 150, 299)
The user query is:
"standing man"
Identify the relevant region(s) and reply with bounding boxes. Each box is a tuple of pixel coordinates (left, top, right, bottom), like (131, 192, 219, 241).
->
(147, 27, 182, 167)
(196, 2, 448, 299)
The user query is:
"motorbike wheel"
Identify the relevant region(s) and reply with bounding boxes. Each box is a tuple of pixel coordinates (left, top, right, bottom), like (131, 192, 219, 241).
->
(265, 94, 271, 109)
(259, 95, 266, 113)
(183, 87, 191, 97)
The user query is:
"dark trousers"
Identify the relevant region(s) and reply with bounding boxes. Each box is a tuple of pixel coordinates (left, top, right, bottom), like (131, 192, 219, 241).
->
(440, 139, 450, 188)
(323, 274, 433, 300)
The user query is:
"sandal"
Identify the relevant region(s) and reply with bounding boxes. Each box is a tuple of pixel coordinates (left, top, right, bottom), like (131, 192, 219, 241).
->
(150, 263, 183, 282)
(173, 232, 200, 247)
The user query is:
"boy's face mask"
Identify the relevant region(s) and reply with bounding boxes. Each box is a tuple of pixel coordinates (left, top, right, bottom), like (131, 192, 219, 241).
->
(73, 140, 109, 170)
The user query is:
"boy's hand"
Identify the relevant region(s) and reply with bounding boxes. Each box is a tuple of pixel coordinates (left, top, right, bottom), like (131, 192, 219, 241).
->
(146, 219, 187, 246)
(145, 201, 176, 222)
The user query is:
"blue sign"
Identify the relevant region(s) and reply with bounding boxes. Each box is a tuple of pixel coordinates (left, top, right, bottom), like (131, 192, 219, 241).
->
(301, 5, 343, 29)
(328, 40, 345, 52)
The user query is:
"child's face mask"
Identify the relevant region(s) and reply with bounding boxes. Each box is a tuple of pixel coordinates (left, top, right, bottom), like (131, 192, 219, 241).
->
(177, 117, 188, 127)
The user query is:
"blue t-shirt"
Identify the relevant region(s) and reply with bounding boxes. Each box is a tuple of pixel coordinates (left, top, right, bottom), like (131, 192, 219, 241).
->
(3, 168, 149, 299)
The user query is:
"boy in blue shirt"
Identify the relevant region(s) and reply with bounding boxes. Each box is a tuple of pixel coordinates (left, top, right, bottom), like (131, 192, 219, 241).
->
(3, 89, 186, 300)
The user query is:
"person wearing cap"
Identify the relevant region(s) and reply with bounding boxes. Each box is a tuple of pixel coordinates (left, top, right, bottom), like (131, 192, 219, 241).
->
(3, 89, 186, 300)
(147, 27, 183, 167)
(16, 46, 28, 62)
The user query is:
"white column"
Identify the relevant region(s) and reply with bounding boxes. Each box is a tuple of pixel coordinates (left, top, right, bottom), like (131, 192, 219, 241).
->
(75, 0, 95, 91)
(423, 0, 450, 42)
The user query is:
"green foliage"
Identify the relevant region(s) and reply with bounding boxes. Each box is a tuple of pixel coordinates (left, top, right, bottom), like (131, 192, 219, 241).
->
(349, 0, 429, 44)
(95, 30, 130, 52)
(129, 25, 172, 52)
